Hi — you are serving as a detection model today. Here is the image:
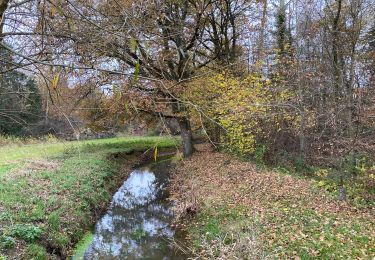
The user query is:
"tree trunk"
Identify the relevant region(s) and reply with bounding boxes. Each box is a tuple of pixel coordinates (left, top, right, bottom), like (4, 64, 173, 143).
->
(346, 0, 361, 138)
(331, 0, 343, 116)
(211, 124, 221, 147)
(347, 49, 355, 137)
(257, 0, 267, 62)
(178, 117, 194, 157)
(338, 176, 346, 201)
(0, 0, 10, 42)
(299, 110, 306, 163)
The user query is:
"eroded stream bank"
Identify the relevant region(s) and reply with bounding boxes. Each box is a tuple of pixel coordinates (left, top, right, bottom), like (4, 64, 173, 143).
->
(74, 155, 187, 259)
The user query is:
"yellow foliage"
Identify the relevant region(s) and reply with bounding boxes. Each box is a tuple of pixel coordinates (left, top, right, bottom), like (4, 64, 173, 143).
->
(51, 73, 60, 89)
(186, 71, 291, 154)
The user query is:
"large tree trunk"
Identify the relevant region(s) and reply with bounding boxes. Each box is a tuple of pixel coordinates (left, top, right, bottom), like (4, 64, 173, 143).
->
(178, 117, 194, 157)
(0, 0, 10, 41)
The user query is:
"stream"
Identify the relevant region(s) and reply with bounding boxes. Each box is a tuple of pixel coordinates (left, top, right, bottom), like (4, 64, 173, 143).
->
(82, 159, 187, 259)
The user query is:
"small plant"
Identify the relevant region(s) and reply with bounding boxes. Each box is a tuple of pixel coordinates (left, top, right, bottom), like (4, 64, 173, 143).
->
(25, 244, 48, 260)
(42, 134, 59, 143)
(353, 155, 370, 175)
(0, 236, 15, 249)
(274, 166, 291, 175)
(315, 168, 329, 178)
(50, 231, 69, 248)
(342, 153, 370, 176)
(294, 154, 305, 172)
(9, 224, 43, 242)
(203, 221, 221, 240)
(315, 179, 337, 192)
(47, 211, 61, 231)
(253, 145, 266, 165)
(62, 146, 79, 157)
(0, 212, 11, 221)
(130, 226, 147, 241)
(30, 203, 46, 221)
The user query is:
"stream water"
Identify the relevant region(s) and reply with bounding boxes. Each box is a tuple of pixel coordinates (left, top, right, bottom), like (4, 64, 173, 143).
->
(83, 160, 187, 259)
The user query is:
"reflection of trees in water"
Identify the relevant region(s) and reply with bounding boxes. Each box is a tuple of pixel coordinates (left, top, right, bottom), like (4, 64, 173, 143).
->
(84, 165, 181, 259)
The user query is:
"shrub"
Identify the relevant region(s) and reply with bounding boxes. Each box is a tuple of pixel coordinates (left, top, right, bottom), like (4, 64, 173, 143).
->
(186, 72, 292, 156)
(9, 224, 43, 242)
(0, 236, 15, 249)
(0, 134, 59, 147)
(254, 145, 267, 165)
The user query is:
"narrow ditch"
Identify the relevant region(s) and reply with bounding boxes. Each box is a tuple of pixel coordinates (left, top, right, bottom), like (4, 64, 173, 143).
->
(74, 155, 187, 259)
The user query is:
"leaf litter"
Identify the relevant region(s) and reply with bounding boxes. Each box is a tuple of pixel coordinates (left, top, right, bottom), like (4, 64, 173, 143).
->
(170, 145, 374, 259)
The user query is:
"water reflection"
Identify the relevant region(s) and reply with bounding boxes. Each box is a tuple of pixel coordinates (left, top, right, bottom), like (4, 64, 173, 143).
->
(84, 163, 186, 260)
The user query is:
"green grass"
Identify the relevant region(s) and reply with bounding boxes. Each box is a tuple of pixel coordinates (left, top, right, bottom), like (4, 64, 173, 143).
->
(0, 164, 17, 177)
(0, 136, 178, 167)
(25, 244, 48, 260)
(71, 232, 94, 260)
(0, 136, 179, 258)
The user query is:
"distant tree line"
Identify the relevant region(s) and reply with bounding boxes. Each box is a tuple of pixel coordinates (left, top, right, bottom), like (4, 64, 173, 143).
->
(0, 46, 42, 135)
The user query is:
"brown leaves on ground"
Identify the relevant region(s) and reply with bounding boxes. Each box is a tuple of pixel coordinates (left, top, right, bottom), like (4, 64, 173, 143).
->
(170, 146, 375, 258)
(3, 159, 59, 179)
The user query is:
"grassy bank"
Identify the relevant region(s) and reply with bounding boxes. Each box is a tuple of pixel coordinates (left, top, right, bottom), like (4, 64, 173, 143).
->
(0, 136, 178, 259)
(171, 145, 374, 259)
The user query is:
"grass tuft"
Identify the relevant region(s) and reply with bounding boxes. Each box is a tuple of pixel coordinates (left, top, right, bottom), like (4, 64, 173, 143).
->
(71, 232, 93, 260)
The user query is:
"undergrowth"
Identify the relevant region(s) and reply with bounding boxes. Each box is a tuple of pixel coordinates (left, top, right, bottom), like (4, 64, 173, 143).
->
(0, 134, 59, 147)
(270, 152, 375, 209)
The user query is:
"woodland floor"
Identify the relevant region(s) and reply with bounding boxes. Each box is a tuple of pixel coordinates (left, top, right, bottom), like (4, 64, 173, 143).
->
(170, 144, 375, 259)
